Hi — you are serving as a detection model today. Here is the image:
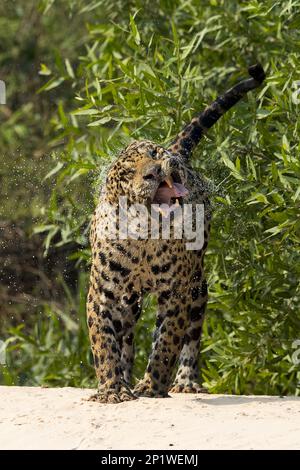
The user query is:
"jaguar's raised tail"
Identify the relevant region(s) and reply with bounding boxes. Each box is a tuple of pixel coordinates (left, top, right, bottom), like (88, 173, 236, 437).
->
(168, 63, 266, 159)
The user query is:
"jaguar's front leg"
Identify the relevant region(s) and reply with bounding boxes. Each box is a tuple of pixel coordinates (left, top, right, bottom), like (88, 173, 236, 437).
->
(87, 283, 136, 403)
(133, 296, 188, 398)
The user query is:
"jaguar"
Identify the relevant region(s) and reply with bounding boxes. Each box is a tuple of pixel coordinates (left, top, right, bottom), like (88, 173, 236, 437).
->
(87, 63, 266, 403)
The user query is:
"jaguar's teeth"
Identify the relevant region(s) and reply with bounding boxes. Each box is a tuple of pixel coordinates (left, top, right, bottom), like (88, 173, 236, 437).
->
(164, 176, 173, 188)
(175, 198, 180, 206)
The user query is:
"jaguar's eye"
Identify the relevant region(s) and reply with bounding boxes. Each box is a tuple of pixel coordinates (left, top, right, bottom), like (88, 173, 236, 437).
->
(148, 148, 157, 158)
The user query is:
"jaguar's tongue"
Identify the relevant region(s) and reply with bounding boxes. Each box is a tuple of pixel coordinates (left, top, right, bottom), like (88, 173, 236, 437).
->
(153, 181, 189, 205)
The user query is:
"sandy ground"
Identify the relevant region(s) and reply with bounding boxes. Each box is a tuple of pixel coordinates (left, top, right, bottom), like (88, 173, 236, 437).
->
(0, 386, 300, 450)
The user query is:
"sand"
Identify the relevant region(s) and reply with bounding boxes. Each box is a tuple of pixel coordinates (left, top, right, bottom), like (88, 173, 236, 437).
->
(0, 386, 299, 450)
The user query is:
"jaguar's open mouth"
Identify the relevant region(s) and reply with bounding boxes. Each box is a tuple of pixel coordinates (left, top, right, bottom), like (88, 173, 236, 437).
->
(153, 172, 188, 208)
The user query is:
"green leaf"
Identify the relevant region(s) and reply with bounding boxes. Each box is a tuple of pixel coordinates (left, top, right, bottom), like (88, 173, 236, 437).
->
(71, 108, 99, 116)
(39, 63, 52, 76)
(38, 77, 65, 93)
(129, 13, 141, 45)
(88, 116, 112, 126)
(256, 109, 273, 119)
(65, 59, 75, 79)
(44, 162, 64, 180)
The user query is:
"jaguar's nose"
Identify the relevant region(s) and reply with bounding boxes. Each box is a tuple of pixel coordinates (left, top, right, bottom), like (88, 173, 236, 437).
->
(161, 155, 180, 177)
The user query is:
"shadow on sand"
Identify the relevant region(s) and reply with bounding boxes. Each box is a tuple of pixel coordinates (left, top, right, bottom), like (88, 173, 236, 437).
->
(192, 394, 300, 406)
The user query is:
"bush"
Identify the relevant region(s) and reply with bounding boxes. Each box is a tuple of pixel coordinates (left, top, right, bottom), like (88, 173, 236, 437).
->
(2, 0, 300, 395)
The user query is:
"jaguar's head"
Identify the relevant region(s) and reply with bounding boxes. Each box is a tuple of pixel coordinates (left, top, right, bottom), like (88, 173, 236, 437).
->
(104, 140, 189, 209)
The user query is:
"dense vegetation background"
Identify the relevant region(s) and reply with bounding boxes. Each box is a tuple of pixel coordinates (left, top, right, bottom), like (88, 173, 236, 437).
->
(1, 0, 300, 395)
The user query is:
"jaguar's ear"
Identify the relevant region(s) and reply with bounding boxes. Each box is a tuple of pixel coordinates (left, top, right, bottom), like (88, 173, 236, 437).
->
(168, 63, 266, 159)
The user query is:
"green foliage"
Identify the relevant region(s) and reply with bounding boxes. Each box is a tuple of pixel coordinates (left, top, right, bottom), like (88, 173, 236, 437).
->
(1, 274, 95, 387)
(2, 0, 300, 395)
(0, 0, 90, 221)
